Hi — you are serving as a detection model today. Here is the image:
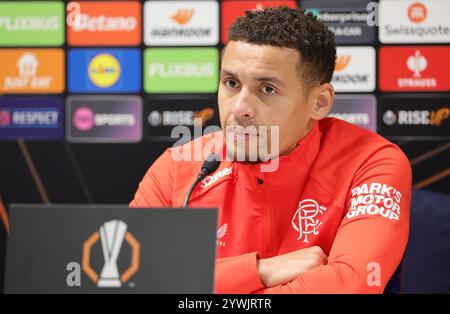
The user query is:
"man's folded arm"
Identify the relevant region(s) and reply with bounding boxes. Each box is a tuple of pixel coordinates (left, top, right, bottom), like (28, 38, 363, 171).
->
(130, 144, 411, 294)
(215, 146, 412, 294)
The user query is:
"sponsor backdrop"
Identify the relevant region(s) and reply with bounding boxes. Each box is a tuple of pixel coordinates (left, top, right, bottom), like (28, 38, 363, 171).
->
(0, 0, 449, 289)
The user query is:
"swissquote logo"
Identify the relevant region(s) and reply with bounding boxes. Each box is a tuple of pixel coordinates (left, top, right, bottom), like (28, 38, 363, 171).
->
(379, 0, 450, 43)
(408, 2, 427, 24)
(82, 220, 140, 288)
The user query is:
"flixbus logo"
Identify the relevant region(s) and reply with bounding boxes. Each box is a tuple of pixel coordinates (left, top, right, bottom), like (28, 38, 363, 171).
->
(0, 1, 64, 46)
(144, 48, 219, 93)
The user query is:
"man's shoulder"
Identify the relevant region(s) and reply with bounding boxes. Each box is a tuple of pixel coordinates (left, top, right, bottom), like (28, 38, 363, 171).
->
(318, 117, 408, 163)
(312, 118, 410, 202)
(319, 117, 389, 149)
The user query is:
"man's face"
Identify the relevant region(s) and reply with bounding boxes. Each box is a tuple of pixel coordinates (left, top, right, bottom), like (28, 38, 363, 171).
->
(218, 41, 317, 162)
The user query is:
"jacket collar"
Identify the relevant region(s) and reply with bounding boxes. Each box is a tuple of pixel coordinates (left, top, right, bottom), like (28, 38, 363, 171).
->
(234, 120, 321, 189)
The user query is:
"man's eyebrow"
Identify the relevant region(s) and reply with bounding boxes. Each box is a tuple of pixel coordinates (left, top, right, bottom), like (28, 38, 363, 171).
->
(220, 69, 237, 78)
(220, 69, 286, 87)
(254, 76, 286, 87)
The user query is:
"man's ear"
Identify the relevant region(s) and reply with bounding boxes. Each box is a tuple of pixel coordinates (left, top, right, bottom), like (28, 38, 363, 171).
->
(311, 83, 335, 120)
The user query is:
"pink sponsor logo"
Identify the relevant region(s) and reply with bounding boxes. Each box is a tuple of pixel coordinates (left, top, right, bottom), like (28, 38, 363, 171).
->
(73, 107, 94, 131)
(0, 110, 11, 126)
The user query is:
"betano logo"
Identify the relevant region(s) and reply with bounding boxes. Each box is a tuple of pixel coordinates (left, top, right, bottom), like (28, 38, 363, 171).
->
(67, 1, 141, 46)
(88, 53, 121, 88)
(82, 220, 140, 288)
(171, 9, 195, 25)
(408, 2, 427, 24)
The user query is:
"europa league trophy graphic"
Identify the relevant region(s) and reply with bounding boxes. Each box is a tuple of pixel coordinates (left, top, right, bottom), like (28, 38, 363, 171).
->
(97, 220, 128, 287)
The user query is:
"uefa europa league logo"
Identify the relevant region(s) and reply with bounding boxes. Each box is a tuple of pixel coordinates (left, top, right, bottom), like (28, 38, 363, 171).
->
(98, 220, 128, 287)
(82, 220, 140, 288)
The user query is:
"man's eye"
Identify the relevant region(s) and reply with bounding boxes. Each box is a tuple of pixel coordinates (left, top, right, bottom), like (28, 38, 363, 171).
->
(225, 80, 237, 88)
(262, 86, 275, 94)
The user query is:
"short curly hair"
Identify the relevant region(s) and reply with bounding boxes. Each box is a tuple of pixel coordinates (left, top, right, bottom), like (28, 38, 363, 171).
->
(228, 6, 336, 87)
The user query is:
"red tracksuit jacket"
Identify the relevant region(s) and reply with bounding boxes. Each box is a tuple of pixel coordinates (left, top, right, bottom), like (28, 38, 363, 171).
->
(130, 118, 412, 294)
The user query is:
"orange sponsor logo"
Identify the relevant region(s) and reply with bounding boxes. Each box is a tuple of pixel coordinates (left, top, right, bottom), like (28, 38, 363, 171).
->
(0, 49, 64, 94)
(67, 1, 141, 46)
(408, 2, 427, 24)
(193, 107, 215, 126)
(82, 221, 140, 287)
(430, 107, 450, 126)
(171, 9, 195, 25)
(335, 55, 351, 72)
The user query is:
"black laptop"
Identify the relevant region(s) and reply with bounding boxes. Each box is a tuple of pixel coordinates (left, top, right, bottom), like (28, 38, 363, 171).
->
(4, 204, 217, 294)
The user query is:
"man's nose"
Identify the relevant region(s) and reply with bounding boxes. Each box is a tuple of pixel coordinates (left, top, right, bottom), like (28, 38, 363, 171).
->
(230, 88, 256, 121)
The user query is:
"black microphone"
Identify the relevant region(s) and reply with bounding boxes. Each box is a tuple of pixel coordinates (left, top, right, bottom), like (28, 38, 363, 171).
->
(182, 153, 221, 208)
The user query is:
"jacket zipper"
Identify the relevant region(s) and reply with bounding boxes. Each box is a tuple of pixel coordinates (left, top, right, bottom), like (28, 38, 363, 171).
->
(258, 174, 274, 257)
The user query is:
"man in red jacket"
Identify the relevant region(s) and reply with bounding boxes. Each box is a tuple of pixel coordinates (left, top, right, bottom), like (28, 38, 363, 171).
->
(130, 7, 411, 293)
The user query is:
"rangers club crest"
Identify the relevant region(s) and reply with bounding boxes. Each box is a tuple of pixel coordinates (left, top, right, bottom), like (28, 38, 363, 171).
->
(291, 199, 327, 243)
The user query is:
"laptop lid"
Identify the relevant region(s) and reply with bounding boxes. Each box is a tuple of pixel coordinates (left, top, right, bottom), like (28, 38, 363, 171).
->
(4, 204, 217, 294)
